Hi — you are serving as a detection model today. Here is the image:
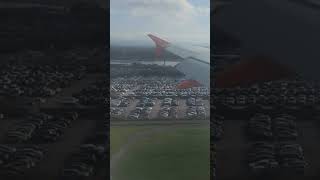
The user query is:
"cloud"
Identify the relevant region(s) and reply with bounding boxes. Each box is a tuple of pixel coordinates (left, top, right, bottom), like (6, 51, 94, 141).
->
(194, 6, 210, 16)
(110, 0, 210, 45)
(111, 0, 197, 19)
(130, 0, 194, 19)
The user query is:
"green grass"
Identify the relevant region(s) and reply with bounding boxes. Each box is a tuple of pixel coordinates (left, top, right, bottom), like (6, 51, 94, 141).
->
(110, 126, 150, 155)
(112, 126, 209, 180)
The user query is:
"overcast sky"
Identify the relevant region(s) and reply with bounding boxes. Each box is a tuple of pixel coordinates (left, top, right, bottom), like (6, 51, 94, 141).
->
(110, 0, 210, 46)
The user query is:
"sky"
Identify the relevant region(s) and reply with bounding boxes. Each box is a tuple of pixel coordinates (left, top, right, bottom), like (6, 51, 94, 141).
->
(110, 0, 210, 46)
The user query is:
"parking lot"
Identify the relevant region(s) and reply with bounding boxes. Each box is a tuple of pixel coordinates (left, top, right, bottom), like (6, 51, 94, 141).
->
(0, 113, 107, 180)
(111, 98, 210, 120)
(110, 67, 210, 121)
(212, 78, 320, 180)
(0, 48, 107, 179)
(214, 119, 320, 180)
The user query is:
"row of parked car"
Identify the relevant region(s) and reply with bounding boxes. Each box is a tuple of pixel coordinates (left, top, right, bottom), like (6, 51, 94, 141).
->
(186, 106, 206, 119)
(162, 98, 178, 106)
(273, 115, 298, 140)
(0, 144, 45, 177)
(215, 94, 320, 109)
(246, 112, 305, 174)
(213, 79, 320, 95)
(0, 64, 86, 98)
(134, 87, 209, 97)
(61, 116, 108, 179)
(73, 79, 107, 107)
(111, 78, 138, 95)
(211, 114, 225, 179)
(187, 97, 204, 106)
(247, 114, 298, 140)
(111, 64, 184, 78)
(159, 106, 177, 119)
(248, 141, 306, 174)
(126, 76, 209, 97)
(211, 143, 217, 179)
(111, 95, 210, 120)
(110, 107, 125, 117)
(61, 143, 107, 179)
(128, 107, 152, 120)
(211, 115, 224, 141)
(5, 112, 78, 144)
(110, 98, 130, 107)
(212, 79, 320, 111)
(34, 112, 79, 143)
(247, 114, 273, 140)
(136, 97, 156, 107)
(6, 113, 51, 143)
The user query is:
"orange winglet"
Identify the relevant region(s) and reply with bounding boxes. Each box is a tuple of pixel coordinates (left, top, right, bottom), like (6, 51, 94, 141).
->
(147, 34, 170, 57)
(176, 80, 202, 89)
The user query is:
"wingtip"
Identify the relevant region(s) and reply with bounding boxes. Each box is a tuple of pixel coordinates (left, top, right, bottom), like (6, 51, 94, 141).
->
(147, 34, 156, 39)
(147, 34, 170, 47)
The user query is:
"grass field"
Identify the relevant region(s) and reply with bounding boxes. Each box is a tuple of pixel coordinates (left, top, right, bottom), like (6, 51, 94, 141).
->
(110, 126, 149, 155)
(111, 125, 209, 180)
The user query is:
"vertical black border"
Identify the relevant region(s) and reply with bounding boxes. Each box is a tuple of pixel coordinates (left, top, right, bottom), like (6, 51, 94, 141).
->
(210, 0, 214, 179)
(106, 0, 111, 179)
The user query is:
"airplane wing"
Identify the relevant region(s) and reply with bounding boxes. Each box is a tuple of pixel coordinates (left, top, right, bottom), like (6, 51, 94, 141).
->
(214, 0, 320, 87)
(147, 34, 210, 87)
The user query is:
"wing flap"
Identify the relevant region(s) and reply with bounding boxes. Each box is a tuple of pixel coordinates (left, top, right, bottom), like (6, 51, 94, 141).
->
(175, 57, 210, 87)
